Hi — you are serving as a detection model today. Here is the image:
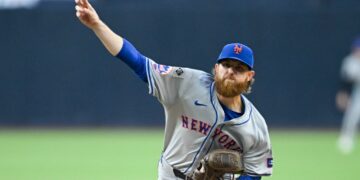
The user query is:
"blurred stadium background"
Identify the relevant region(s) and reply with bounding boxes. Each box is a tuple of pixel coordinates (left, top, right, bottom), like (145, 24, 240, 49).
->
(0, 0, 359, 179)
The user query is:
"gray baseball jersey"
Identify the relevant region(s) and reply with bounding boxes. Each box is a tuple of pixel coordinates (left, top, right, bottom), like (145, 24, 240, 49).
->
(145, 58, 273, 177)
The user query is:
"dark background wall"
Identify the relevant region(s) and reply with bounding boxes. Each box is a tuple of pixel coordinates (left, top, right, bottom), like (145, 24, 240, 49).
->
(1, 0, 360, 127)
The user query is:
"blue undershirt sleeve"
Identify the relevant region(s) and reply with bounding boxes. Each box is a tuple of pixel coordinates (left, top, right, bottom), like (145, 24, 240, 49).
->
(115, 39, 148, 83)
(237, 175, 261, 180)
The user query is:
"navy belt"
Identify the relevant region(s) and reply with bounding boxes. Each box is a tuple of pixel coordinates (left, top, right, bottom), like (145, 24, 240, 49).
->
(173, 169, 193, 180)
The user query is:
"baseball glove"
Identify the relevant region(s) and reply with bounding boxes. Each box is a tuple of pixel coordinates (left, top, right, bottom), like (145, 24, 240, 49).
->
(192, 149, 244, 180)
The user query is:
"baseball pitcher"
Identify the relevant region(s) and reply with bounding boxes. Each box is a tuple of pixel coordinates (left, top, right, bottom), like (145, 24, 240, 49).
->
(75, 0, 273, 179)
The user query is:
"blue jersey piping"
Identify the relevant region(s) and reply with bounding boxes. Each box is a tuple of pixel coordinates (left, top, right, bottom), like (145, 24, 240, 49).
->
(204, 124, 225, 155)
(184, 82, 218, 174)
(232, 105, 253, 126)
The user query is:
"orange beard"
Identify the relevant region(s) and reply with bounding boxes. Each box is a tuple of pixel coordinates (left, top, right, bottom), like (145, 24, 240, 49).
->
(214, 74, 248, 97)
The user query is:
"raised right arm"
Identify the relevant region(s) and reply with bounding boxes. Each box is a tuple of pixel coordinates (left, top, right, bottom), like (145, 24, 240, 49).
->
(75, 0, 123, 55)
(75, 0, 147, 82)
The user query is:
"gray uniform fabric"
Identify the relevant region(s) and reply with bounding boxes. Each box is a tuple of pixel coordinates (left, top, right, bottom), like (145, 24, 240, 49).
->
(145, 58, 273, 178)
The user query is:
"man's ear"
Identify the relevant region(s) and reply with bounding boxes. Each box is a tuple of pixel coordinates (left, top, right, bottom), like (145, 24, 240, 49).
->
(251, 70, 255, 77)
(247, 70, 255, 81)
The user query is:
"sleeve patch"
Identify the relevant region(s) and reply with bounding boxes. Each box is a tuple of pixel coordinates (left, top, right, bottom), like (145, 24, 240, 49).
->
(153, 64, 173, 75)
(267, 158, 273, 168)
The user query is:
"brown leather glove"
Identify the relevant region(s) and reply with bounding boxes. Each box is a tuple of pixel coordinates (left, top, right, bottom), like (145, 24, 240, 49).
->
(192, 149, 244, 180)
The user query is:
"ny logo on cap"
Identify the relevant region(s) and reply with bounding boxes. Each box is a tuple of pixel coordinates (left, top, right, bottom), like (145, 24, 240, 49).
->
(234, 44, 243, 54)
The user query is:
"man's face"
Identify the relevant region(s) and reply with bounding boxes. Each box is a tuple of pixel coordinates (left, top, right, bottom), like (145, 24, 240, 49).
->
(214, 59, 255, 97)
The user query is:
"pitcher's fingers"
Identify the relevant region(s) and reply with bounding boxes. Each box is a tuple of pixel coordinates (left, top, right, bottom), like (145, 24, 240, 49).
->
(77, 0, 85, 7)
(75, 5, 82, 11)
(87, 1, 94, 10)
(77, 0, 85, 6)
(75, 5, 86, 14)
(83, 0, 90, 7)
(79, 0, 89, 8)
(82, 8, 92, 15)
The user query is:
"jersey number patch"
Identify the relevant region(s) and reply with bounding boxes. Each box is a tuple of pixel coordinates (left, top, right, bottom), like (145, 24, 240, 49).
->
(153, 64, 173, 75)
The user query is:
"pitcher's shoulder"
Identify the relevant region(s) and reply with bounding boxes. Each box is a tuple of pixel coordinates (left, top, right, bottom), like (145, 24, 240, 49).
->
(242, 97, 267, 122)
(175, 68, 213, 86)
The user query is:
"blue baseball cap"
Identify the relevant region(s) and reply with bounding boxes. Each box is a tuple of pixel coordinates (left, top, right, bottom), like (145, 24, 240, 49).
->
(217, 43, 254, 69)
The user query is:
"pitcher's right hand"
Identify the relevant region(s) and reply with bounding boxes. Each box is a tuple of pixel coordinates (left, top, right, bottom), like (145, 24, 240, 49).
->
(75, 0, 101, 29)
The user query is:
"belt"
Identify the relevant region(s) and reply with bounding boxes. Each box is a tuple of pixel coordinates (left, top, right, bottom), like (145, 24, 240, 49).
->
(173, 168, 193, 180)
